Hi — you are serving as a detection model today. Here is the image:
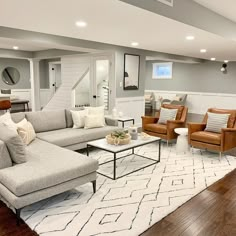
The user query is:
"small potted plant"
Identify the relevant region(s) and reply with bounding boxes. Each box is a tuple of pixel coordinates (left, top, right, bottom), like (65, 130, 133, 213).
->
(106, 130, 131, 145)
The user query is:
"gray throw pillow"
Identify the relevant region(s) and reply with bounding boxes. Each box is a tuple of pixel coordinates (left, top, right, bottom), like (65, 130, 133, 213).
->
(205, 112, 230, 133)
(0, 140, 12, 169)
(158, 108, 178, 124)
(0, 124, 27, 164)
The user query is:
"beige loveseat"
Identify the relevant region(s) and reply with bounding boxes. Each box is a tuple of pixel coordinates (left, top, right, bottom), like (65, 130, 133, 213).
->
(0, 109, 119, 224)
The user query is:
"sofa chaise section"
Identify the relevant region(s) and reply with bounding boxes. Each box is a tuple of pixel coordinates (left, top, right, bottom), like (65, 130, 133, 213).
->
(0, 138, 98, 221)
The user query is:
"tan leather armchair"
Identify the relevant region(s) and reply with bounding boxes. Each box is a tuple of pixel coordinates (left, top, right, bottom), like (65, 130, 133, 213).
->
(188, 108, 236, 157)
(142, 104, 188, 144)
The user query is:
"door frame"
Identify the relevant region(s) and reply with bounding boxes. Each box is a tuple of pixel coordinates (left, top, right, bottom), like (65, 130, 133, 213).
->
(49, 61, 62, 95)
(90, 52, 115, 113)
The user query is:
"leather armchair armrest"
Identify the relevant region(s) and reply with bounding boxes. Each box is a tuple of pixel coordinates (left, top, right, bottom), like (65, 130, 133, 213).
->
(188, 123, 206, 143)
(221, 128, 236, 151)
(142, 116, 158, 131)
(167, 120, 185, 128)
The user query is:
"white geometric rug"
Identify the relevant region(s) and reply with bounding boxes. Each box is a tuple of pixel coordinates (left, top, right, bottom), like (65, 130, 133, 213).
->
(21, 143, 236, 236)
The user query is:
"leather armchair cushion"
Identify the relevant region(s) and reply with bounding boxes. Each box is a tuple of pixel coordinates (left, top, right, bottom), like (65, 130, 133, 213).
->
(203, 108, 236, 128)
(144, 124, 167, 134)
(162, 104, 184, 120)
(191, 131, 221, 145)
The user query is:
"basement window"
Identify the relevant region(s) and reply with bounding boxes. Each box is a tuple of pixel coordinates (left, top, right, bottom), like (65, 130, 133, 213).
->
(152, 62, 173, 79)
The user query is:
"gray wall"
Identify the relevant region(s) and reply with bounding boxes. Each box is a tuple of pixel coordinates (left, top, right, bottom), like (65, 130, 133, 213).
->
(145, 60, 236, 93)
(116, 50, 146, 98)
(0, 58, 30, 89)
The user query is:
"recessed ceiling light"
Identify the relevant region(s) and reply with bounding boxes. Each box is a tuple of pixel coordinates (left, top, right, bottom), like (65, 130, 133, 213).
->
(75, 21, 87, 28)
(200, 49, 207, 53)
(131, 42, 139, 47)
(186, 36, 195, 40)
(211, 58, 216, 61)
(13, 46, 19, 50)
(224, 60, 229, 63)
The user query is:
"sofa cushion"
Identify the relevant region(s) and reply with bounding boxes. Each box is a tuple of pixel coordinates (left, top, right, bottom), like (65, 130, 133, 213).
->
(145, 124, 167, 134)
(0, 139, 98, 196)
(0, 140, 12, 169)
(0, 124, 27, 164)
(26, 110, 67, 133)
(191, 131, 221, 145)
(37, 126, 120, 147)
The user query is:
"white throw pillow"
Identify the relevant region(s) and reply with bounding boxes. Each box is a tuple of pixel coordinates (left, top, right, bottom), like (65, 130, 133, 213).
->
(85, 106, 105, 115)
(85, 106, 105, 124)
(17, 121, 36, 145)
(84, 115, 105, 129)
(158, 108, 178, 124)
(0, 112, 17, 133)
(71, 109, 88, 128)
(205, 112, 230, 133)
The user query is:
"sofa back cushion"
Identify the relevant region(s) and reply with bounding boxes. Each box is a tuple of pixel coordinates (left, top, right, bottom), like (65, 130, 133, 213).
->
(10, 112, 25, 123)
(26, 110, 67, 133)
(0, 140, 12, 169)
(162, 104, 184, 120)
(203, 108, 236, 128)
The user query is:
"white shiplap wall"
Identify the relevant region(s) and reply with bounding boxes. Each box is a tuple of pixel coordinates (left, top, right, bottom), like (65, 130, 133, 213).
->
(146, 90, 236, 114)
(43, 56, 90, 110)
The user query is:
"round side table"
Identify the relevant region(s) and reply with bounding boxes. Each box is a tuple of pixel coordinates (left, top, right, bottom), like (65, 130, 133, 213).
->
(174, 128, 189, 154)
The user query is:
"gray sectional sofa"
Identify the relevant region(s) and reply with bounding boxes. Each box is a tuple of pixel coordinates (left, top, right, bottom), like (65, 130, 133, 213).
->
(0, 109, 119, 223)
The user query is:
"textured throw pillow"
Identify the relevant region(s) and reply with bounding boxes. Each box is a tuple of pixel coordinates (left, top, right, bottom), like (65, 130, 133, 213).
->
(158, 108, 178, 124)
(0, 124, 27, 164)
(17, 121, 36, 145)
(71, 109, 88, 128)
(205, 112, 230, 133)
(0, 112, 17, 133)
(84, 115, 105, 129)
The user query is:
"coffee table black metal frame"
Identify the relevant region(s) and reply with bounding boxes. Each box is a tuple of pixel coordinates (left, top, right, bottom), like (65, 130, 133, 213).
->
(87, 138, 161, 180)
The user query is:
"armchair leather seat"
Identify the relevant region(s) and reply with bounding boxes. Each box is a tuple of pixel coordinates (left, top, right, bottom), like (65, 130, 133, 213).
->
(142, 104, 188, 142)
(145, 124, 167, 134)
(191, 131, 221, 145)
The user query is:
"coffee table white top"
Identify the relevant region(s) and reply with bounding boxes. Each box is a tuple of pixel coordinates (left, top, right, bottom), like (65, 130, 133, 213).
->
(105, 115, 134, 121)
(87, 136, 160, 153)
(175, 128, 188, 136)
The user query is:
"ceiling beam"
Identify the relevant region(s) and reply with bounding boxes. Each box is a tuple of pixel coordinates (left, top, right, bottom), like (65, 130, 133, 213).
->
(119, 0, 236, 41)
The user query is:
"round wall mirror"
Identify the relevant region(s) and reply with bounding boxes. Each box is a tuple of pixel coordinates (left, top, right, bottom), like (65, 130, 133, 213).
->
(2, 67, 20, 85)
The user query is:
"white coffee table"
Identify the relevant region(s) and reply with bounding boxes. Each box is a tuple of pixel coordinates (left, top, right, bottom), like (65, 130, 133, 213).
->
(174, 128, 189, 153)
(87, 136, 161, 180)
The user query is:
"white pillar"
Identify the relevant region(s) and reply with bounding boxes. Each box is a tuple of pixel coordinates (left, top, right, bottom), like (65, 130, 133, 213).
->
(29, 59, 41, 111)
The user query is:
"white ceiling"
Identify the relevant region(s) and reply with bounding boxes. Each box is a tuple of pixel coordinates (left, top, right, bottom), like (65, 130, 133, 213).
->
(0, 37, 51, 51)
(194, 0, 236, 23)
(1, 0, 236, 60)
